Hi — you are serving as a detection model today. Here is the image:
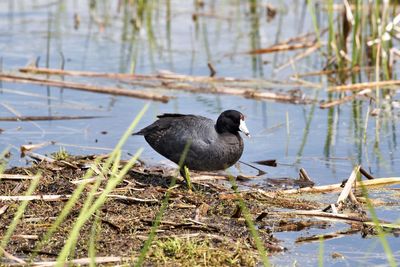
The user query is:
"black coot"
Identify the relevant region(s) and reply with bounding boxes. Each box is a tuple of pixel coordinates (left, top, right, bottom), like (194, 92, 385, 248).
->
(133, 110, 250, 171)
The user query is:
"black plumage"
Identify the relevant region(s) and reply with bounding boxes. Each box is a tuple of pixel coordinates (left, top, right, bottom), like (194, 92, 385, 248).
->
(133, 110, 249, 171)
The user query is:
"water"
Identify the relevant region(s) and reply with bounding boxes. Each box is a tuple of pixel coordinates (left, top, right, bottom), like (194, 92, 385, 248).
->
(0, 1, 399, 265)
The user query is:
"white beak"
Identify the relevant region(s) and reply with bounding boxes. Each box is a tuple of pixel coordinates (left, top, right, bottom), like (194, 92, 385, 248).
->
(239, 119, 250, 137)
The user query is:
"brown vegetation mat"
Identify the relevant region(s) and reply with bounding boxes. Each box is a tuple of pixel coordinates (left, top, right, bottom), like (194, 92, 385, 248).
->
(1, 156, 399, 266)
(0, 156, 299, 266)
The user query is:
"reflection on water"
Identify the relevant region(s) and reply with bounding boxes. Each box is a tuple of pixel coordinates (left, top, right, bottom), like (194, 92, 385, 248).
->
(0, 1, 399, 265)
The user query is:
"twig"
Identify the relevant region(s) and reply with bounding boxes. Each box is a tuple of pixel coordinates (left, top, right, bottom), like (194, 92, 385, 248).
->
(20, 142, 53, 155)
(360, 167, 375, 180)
(24, 151, 55, 163)
(207, 62, 217, 77)
(0, 195, 71, 201)
(298, 168, 314, 187)
(0, 247, 26, 264)
(31, 256, 127, 266)
(0, 174, 35, 180)
(106, 194, 159, 204)
(0, 183, 24, 216)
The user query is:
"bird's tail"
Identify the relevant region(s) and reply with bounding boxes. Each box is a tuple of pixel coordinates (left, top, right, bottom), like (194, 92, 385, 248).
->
(131, 130, 144, 135)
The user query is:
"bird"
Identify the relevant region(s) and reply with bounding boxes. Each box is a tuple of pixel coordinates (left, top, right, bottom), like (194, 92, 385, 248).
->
(133, 110, 250, 175)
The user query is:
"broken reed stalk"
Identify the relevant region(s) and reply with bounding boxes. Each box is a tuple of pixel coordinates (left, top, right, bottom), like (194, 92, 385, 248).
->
(336, 166, 360, 205)
(161, 82, 315, 104)
(275, 43, 322, 72)
(328, 80, 400, 92)
(19, 66, 283, 84)
(18, 67, 315, 104)
(319, 96, 350, 109)
(246, 42, 317, 54)
(0, 73, 170, 102)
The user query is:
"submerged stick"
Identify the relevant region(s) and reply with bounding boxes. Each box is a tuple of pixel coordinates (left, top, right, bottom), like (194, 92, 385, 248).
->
(0, 73, 170, 102)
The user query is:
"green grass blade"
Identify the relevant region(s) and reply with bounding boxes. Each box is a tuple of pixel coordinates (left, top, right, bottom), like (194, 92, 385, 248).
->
(135, 141, 191, 267)
(318, 236, 324, 267)
(307, 0, 320, 44)
(228, 175, 270, 267)
(359, 174, 397, 267)
(0, 174, 41, 259)
(55, 148, 143, 266)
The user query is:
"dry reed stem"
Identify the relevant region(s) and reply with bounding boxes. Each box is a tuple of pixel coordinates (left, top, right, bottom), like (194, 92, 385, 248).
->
(161, 82, 314, 104)
(0, 115, 104, 122)
(320, 89, 372, 108)
(247, 42, 317, 54)
(278, 177, 400, 195)
(294, 66, 374, 77)
(0, 195, 72, 201)
(268, 210, 400, 230)
(336, 166, 360, 205)
(24, 151, 55, 163)
(0, 73, 170, 102)
(18, 67, 316, 104)
(19, 67, 144, 79)
(275, 43, 322, 73)
(328, 80, 400, 91)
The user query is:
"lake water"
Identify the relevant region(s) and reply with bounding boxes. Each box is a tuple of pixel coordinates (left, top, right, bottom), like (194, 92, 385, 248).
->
(0, 1, 399, 265)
